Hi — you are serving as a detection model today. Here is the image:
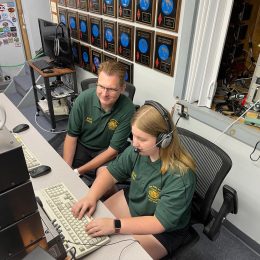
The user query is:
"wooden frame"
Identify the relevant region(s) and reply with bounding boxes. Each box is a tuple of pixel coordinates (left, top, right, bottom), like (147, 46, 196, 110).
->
(78, 14, 89, 43)
(118, 59, 134, 83)
(80, 44, 91, 71)
(153, 32, 177, 76)
(77, 0, 88, 11)
(102, 0, 117, 17)
(89, 16, 103, 49)
(67, 0, 77, 8)
(135, 0, 156, 27)
(135, 28, 154, 68)
(91, 48, 103, 75)
(118, 0, 134, 21)
(67, 11, 78, 39)
(156, 0, 181, 32)
(117, 23, 134, 61)
(103, 20, 117, 54)
(88, 0, 102, 14)
(103, 52, 117, 62)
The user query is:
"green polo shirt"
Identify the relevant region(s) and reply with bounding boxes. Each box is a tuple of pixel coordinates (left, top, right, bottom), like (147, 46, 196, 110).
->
(107, 146, 196, 232)
(67, 88, 135, 151)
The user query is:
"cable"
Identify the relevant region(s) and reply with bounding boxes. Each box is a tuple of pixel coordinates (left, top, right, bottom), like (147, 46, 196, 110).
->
(34, 112, 67, 134)
(213, 99, 260, 144)
(119, 240, 139, 260)
(250, 141, 260, 162)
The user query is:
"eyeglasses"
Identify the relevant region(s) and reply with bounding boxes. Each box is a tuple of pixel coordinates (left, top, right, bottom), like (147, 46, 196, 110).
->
(97, 84, 120, 93)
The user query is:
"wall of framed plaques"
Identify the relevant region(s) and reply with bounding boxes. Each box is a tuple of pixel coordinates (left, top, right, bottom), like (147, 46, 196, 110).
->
(57, 0, 181, 83)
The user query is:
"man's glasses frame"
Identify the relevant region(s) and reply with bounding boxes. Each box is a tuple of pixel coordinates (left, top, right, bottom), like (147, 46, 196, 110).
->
(97, 84, 120, 93)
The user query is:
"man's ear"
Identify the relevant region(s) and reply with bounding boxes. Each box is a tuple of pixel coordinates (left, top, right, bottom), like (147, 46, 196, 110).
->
(121, 82, 126, 93)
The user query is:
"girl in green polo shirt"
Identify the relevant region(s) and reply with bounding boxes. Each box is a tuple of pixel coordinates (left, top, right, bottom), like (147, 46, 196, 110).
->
(72, 101, 196, 259)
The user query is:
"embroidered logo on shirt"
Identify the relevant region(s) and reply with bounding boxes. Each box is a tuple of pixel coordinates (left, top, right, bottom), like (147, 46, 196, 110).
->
(131, 171, 137, 181)
(148, 185, 161, 203)
(85, 117, 92, 124)
(108, 119, 119, 130)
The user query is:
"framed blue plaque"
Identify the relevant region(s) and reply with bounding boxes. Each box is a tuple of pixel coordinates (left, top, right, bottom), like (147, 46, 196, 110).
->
(156, 0, 181, 32)
(77, 0, 88, 10)
(90, 16, 103, 49)
(135, 28, 154, 68)
(154, 32, 177, 76)
(80, 44, 91, 71)
(103, 20, 116, 54)
(103, 0, 117, 17)
(118, 59, 133, 84)
(58, 7, 67, 27)
(118, 0, 134, 21)
(136, 0, 156, 27)
(79, 14, 89, 43)
(68, 11, 78, 39)
(117, 23, 134, 61)
(67, 0, 77, 8)
(91, 48, 103, 75)
(88, 0, 101, 14)
(103, 52, 117, 62)
(71, 41, 80, 65)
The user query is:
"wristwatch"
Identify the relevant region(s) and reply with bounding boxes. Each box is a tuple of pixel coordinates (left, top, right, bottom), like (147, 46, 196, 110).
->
(114, 219, 121, 234)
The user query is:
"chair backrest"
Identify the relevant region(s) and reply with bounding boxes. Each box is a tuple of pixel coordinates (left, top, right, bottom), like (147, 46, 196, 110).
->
(80, 78, 136, 101)
(177, 127, 232, 225)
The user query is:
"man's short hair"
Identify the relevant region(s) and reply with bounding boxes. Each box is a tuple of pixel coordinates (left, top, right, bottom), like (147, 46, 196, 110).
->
(98, 61, 126, 87)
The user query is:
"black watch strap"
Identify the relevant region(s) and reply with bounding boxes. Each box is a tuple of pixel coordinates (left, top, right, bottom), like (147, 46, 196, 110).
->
(114, 219, 121, 234)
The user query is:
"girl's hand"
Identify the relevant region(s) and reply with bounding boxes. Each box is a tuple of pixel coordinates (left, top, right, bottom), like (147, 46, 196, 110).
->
(85, 218, 115, 237)
(71, 196, 97, 219)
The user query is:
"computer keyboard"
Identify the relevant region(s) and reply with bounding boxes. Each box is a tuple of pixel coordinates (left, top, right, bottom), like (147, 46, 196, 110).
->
(14, 133, 41, 171)
(32, 59, 53, 70)
(35, 183, 110, 259)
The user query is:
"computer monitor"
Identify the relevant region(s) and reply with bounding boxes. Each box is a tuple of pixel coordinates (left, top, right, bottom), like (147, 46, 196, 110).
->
(38, 18, 73, 68)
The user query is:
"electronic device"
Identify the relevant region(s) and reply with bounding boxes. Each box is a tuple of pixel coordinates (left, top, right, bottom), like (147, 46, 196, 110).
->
(30, 165, 51, 178)
(12, 123, 29, 133)
(38, 18, 73, 68)
(35, 183, 110, 259)
(0, 105, 6, 130)
(14, 133, 42, 171)
(144, 100, 173, 149)
(42, 68, 54, 73)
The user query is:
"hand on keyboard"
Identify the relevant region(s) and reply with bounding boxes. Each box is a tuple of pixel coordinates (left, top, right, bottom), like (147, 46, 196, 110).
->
(71, 195, 97, 220)
(85, 218, 115, 237)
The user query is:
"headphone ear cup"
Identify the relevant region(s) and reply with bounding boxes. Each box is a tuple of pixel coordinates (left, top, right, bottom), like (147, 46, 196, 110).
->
(156, 133, 173, 149)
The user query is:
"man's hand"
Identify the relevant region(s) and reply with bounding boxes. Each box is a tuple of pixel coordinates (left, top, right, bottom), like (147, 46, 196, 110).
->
(71, 195, 97, 219)
(85, 218, 115, 237)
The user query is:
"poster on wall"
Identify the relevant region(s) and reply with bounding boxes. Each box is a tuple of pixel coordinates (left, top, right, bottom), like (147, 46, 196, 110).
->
(156, 0, 181, 32)
(135, 0, 156, 27)
(118, 0, 134, 21)
(135, 28, 154, 68)
(154, 33, 177, 76)
(80, 44, 91, 71)
(90, 16, 103, 49)
(58, 7, 67, 27)
(79, 14, 89, 43)
(0, 2, 22, 48)
(77, 0, 88, 11)
(118, 59, 133, 84)
(117, 23, 134, 61)
(68, 11, 78, 39)
(103, 0, 117, 17)
(89, 0, 101, 14)
(103, 20, 117, 54)
(91, 48, 103, 75)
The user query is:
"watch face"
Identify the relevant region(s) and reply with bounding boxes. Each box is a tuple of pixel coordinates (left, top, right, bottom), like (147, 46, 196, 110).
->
(114, 219, 121, 229)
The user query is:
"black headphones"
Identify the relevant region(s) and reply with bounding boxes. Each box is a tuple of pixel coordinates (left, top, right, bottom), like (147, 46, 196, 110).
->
(54, 22, 68, 56)
(144, 100, 173, 149)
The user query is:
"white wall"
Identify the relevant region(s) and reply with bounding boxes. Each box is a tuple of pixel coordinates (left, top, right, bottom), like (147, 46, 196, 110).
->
(178, 116, 260, 244)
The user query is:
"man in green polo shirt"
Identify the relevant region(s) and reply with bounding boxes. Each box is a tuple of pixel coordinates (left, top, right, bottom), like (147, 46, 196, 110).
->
(63, 61, 135, 185)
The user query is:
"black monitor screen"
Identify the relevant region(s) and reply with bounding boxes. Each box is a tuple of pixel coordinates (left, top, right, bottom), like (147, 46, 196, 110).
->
(38, 18, 73, 68)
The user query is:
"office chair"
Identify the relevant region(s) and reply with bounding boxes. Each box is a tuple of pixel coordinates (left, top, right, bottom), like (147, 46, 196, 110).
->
(173, 127, 238, 258)
(81, 78, 136, 101)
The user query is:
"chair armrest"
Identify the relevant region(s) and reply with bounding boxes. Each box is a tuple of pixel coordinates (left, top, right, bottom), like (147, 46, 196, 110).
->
(203, 185, 238, 241)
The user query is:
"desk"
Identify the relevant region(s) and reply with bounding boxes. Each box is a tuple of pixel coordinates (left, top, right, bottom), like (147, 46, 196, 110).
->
(0, 93, 151, 260)
(28, 60, 77, 131)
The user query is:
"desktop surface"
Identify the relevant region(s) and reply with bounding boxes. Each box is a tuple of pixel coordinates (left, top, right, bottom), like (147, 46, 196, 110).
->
(0, 93, 151, 260)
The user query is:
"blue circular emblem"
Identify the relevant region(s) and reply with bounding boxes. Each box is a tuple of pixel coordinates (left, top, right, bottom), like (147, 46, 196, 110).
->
(72, 47, 78, 58)
(161, 0, 174, 15)
(158, 44, 170, 61)
(94, 56, 100, 67)
(92, 24, 99, 37)
(60, 15, 66, 25)
(105, 28, 113, 42)
(80, 21, 87, 33)
(69, 17, 76, 29)
(105, 0, 113, 4)
(138, 38, 148, 54)
(124, 71, 129, 81)
(120, 32, 129, 47)
(140, 0, 150, 11)
(121, 0, 130, 7)
(82, 51, 89, 63)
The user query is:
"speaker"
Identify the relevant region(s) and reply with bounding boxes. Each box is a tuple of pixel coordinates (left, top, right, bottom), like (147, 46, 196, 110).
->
(144, 100, 173, 148)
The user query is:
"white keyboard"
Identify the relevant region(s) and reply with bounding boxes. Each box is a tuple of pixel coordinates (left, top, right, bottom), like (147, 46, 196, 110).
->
(35, 183, 110, 259)
(14, 134, 41, 171)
